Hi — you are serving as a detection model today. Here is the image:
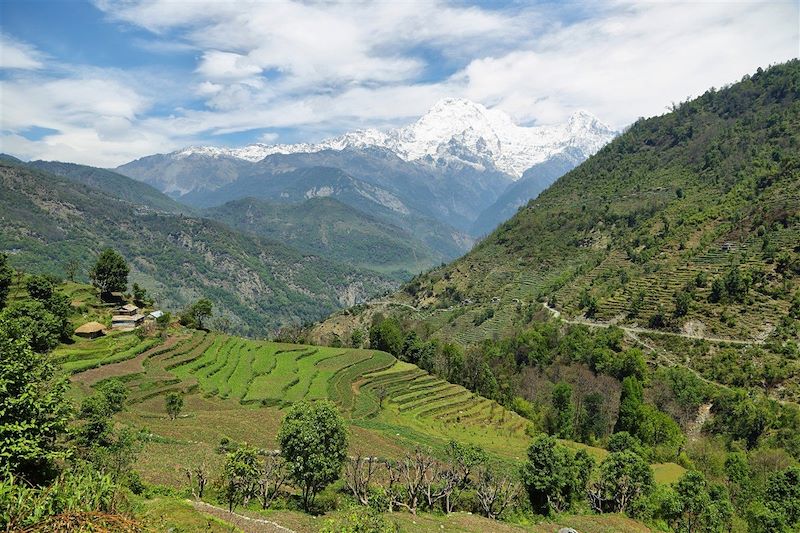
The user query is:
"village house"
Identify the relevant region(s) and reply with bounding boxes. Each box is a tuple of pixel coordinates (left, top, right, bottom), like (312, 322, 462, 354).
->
(112, 303, 145, 329)
(74, 321, 105, 339)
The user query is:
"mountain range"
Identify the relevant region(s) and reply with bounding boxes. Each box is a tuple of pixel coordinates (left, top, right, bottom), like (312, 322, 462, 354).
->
(116, 98, 617, 252)
(314, 61, 800, 364)
(0, 157, 397, 334)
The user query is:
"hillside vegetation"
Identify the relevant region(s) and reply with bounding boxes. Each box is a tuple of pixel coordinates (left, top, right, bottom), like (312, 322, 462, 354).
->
(0, 160, 395, 334)
(207, 196, 443, 279)
(397, 61, 799, 342)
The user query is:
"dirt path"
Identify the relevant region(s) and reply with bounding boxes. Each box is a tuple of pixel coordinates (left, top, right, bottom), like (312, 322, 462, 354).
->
(190, 501, 295, 533)
(71, 335, 182, 386)
(542, 303, 760, 346)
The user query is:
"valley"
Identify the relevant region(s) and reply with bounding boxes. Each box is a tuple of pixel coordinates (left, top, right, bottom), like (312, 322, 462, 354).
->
(1, 12, 798, 530)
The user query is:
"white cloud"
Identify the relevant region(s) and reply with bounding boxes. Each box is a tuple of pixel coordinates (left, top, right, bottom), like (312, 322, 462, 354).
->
(0, 34, 45, 70)
(2, 0, 798, 166)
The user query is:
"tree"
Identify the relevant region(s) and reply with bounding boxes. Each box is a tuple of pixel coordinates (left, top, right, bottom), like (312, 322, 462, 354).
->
(764, 466, 800, 529)
(278, 400, 347, 510)
(589, 451, 653, 513)
(476, 468, 520, 520)
(369, 317, 403, 356)
(674, 290, 691, 317)
(1, 300, 65, 353)
(256, 452, 287, 510)
(615, 376, 644, 435)
(520, 435, 584, 515)
(350, 328, 365, 348)
(131, 283, 149, 307)
(180, 298, 213, 330)
(63, 259, 80, 282)
(0, 253, 12, 310)
(579, 392, 607, 443)
(548, 382, 574, 438)
(165, 392, 184, 420)
(220, 445, 260, 512)
(0, 319, 70, 482)
(344, 454, 379, 506)
(89, 249, 129, 300)
(445, 440, 487, 487)
(26, 275, 54, 301)
(665, 470, 732, 533)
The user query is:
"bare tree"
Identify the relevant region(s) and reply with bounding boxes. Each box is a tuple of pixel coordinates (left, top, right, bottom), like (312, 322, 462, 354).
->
(476, 468, 520, 520)
(256, 452, 287, 510)
(185, 463, 210, 499)
(423, 465, 459, 513)
(344, 455, 380, 506)
(386, 450, 436, 515)
(376, 386, 389, 409)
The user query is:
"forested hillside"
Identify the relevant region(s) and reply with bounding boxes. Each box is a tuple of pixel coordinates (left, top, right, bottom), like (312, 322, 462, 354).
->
(326, 62, 799, 347)
(0, 160, 395, 334)
(207, 196, 443, 279)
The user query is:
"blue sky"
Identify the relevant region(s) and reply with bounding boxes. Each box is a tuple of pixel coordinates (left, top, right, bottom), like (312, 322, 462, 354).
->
(1, 0, 798, 167)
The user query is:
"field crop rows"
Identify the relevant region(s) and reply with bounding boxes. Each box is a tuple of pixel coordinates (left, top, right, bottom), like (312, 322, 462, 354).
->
(55, 331, 161, 374)
(356, 362, 529, 438)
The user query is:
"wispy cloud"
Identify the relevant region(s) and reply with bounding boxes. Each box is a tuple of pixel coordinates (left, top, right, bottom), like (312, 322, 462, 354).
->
(0, 33, 46, 70)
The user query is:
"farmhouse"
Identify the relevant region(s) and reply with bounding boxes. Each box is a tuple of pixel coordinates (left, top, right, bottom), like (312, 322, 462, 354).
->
(148, 310, 164, 320)
(74, 321, 105, 339)
(116, 303, 140, 316)
(112, 313, 145, 330)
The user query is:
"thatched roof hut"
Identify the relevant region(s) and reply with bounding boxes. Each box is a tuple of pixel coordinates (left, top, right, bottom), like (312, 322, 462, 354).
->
(75, 321, 106, 339)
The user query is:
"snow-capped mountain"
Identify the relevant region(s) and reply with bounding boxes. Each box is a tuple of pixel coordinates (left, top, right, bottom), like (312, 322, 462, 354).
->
(173, 98, 616, 179)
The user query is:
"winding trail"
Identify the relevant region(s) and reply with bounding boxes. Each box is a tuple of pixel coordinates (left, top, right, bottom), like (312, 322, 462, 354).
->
(190, 501, 295, 533)
(541, 303, 761, 346)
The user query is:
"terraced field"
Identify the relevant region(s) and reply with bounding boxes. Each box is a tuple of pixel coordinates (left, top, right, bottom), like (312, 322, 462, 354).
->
(68, 329, 683, 483)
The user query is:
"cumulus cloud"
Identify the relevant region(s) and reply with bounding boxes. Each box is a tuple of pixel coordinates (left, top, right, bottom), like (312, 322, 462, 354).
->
(1, 0, 798, 166)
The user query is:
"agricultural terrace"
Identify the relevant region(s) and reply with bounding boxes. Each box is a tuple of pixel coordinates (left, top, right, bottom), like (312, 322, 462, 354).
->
(68, 330, 683, 487)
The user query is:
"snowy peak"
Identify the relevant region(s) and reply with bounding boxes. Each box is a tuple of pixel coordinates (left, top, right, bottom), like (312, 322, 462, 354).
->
(173, 99, 617, 178)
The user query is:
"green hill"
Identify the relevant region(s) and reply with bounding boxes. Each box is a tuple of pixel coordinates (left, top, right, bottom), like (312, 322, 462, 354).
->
(321, 62, 800, 347)
(25, 160, 193, 215)
(207, 196, 444, 279)
(0, 160, 395, 334)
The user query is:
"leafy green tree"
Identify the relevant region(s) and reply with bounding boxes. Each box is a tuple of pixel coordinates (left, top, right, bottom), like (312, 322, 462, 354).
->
(665, 470, 732, 533)
(607, 431, 646, 457)
(548, 382, 574, 438)
(220, 445, 260, 512)
(63, 259, 80, 282)
(88, 249, 129, 300)
(278, 400, 348, 510)
(0, 320, 70, 482)
(97, 379, 128, 414)
(579, 392, 607, 442)
(26, 275, 54, 301)
(131, 283, 149, 307)
(674, 290, 691, 317)
(590, 451, 653, 513)
(369, 317, 403, 356)
(520, 435, 584, 515)
(165, 392, 184, 420)
(0, 301, 63, 353)
(724, 451, 750, 508)
(445, 440, 488, 486)
(764, 466, 800, 529)
(0, 253, 12, 310)
(615, 376, 644, 435)
(350, 328, 365, 348)
(180, 298, 213, 330)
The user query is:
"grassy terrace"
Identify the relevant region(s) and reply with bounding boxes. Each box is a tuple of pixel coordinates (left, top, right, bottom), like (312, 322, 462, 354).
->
(66, 330, 684, 490)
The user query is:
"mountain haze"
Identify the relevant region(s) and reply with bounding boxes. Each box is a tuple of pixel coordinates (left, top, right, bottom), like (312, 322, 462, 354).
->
(116, 98, 617, 243)
(0, 159, 395, 334)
